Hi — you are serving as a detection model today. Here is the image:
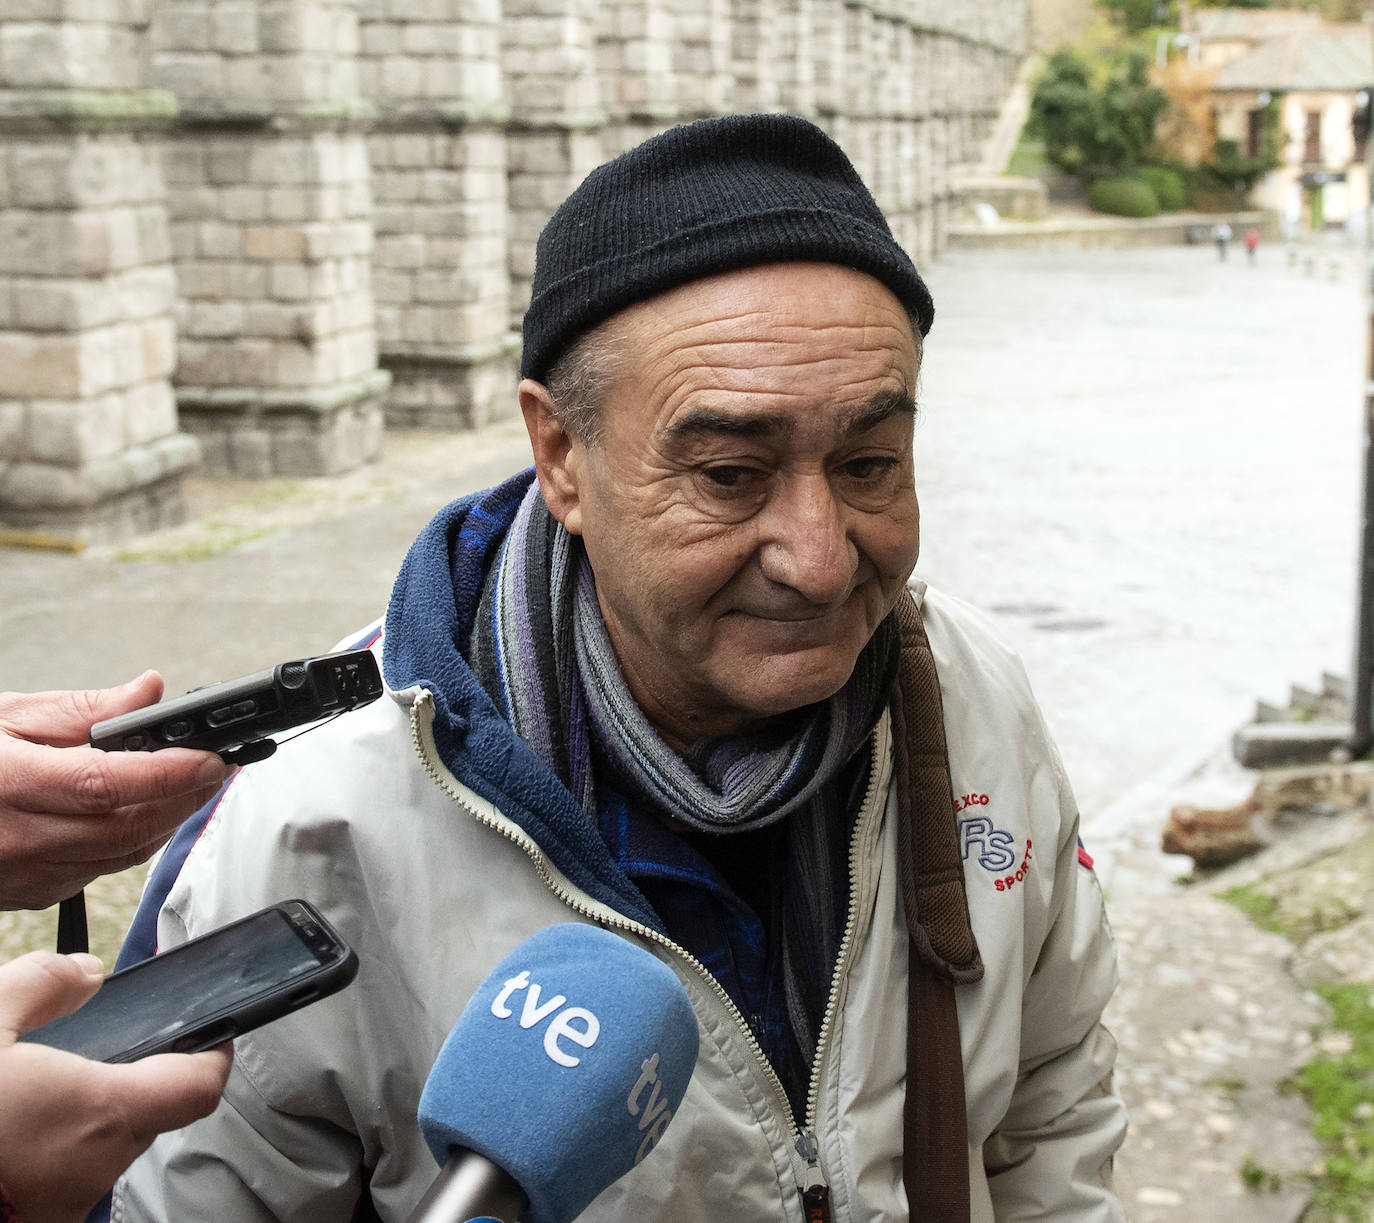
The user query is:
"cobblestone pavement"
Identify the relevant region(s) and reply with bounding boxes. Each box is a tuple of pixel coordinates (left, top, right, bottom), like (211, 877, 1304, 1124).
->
(3, 239, 1369, 1218)
(1092, 752, 1329, 1222)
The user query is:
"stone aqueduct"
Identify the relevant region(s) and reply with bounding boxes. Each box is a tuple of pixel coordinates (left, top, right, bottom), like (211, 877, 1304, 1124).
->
(0, 0, 1031, 540)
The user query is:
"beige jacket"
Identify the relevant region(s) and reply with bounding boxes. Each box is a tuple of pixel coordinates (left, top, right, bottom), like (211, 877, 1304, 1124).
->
(115, 583, 1126, 1222)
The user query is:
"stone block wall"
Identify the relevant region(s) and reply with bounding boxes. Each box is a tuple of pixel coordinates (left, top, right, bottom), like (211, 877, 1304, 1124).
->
(501, 0, 601, 325)
(362, 0, 514, 429)
(0, 0, 1031, 540)
(165, 128, 385, 475)
(666, 0, 730, 117)
(148, 0, 387, 478)
(0, 1, 199, 542)
(596, 0, 676, 154)
(369, 126, 513, 427)
(729, 0, 780, 115)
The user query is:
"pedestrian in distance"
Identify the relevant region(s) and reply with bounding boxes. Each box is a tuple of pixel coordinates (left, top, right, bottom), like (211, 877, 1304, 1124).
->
(1213, 220, 1232, 260)
(1245, 227, 1259, 264)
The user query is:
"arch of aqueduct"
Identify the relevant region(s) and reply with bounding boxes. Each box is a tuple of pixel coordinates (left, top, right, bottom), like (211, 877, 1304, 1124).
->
(0, 0, 1030, 541)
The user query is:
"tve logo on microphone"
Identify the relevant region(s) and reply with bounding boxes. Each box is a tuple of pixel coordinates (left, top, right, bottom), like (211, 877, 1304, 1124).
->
(627, 1051, 676, 1163)
(489, 970, 600, 1067)
(418, 924, 699, 1223)
(486, 961, 680, 1163)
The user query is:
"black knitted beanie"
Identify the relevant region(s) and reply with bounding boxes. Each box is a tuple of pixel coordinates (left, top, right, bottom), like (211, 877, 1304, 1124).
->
(519, 112, 935, 382)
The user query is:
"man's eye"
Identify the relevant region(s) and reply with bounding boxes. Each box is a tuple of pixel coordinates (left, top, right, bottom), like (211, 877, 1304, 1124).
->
(842, 456, 898, 481)
(702, 466, 756, 489)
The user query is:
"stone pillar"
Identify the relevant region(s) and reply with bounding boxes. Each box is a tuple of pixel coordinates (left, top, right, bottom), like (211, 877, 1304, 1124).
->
(960, 45, 980, 158)
(930, 29, 954, 253)
(810, 0, 844, 124)
(730, 0, 780, 114)
(152, 0, 386, 476)
(0, 7, 199, 542)
(888, 8, 920, 258)
(596, 0, 678, 156)
(666, 0, 730, 121)
(870, 9, 900, 232)
(502, 0, 603, 329)
(361, 0, 514, 430)
(835, 3, 877, 193)
(912, 28, 935, 264)
(775, 0, 815, 118)
(974, 20, 991, 154)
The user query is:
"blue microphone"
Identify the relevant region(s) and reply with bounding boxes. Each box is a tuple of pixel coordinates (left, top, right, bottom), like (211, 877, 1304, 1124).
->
(404, 923, 699, 1223)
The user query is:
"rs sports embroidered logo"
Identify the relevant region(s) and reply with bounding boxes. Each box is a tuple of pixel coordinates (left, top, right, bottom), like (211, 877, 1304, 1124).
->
(959, 802, 1036, 893)
(958, 805, 1015, 871)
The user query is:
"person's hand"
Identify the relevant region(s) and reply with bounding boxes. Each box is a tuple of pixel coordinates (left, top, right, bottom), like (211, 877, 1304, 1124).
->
(0, 674, 233, 909)
(0, 951, 232, 1223)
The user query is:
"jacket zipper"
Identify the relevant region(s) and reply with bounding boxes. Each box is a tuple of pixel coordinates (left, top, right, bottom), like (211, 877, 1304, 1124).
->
(794, 730, 882, 1223)
(795, 1131, 833, 1223)
(408, 692, 883, 1223)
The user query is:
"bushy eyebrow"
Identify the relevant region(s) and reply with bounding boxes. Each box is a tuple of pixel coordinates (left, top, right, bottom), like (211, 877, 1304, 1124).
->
(666, 388, 915, 444)
(843, 389, 916, 435)
(666, 408, 792, 442)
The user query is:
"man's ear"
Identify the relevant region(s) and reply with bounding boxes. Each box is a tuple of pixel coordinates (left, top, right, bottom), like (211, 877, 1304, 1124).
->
(518, 379, 584, 535)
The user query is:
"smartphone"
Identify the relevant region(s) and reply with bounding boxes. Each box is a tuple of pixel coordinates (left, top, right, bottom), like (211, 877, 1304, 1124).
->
(21, 900, 359, 1063)
(88, 649, 384, 760)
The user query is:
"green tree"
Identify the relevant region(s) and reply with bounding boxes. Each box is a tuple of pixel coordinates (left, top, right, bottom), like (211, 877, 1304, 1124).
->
(1311, 0, 1373, 17)
(1191, 0, 1372, 21)
(1029, 47, 1171, 182)
(1097, 0, 1178, 34)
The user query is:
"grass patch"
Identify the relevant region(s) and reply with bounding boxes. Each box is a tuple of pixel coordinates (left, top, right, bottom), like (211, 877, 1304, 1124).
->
(1241, 1155, 1283, 1192)
(1218, 882, 1284, 935)
(114, 527, 269, 564)
(239, 481, 303, 510)
(1006, 136, 1048, 179)
(1291, 983, 1374, 1221)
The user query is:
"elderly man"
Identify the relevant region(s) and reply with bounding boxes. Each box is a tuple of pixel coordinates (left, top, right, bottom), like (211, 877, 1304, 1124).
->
(116, 114, 1126, 1222)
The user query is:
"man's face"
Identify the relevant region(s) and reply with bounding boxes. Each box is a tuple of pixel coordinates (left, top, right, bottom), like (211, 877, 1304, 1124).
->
(523, 261, 921, 749)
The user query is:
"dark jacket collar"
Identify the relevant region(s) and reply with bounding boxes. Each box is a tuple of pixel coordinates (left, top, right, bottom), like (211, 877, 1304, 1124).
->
(383, 468, 660, 930)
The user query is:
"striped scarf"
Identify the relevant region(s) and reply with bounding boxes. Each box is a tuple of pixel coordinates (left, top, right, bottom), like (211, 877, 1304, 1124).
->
(469, 481, 897, 1106)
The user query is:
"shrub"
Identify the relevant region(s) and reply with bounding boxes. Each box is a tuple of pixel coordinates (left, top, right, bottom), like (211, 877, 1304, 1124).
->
(1137, 166, 1185, 211)
(1089, 177, 1160, 218)
(1029, 47, 1170, 182)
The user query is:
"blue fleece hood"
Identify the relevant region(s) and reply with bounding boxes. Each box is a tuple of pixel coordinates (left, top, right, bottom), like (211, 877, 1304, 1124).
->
(382, 468, 661, 932)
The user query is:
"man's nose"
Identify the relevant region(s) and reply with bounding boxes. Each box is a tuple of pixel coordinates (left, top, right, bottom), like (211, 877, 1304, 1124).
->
(757, 474, 857, 603)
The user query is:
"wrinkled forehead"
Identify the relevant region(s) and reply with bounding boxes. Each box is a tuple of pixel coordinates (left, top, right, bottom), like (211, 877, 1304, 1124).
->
(597, 263, 920, 433)
(615, 262, 920, 375)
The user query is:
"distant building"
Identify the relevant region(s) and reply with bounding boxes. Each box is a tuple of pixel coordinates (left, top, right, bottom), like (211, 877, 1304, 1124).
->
(1182, 6, 1323, 70)
(1181, 8, 1372, 232)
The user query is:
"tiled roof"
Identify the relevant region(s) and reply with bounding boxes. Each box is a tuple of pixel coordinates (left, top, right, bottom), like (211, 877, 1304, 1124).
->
(1211, 26, 1374, 92)
(1189, 9, 1321, 41)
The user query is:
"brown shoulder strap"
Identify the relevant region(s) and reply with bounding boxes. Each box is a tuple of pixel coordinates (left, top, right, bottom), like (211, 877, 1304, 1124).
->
(888, 589, 983, 1222)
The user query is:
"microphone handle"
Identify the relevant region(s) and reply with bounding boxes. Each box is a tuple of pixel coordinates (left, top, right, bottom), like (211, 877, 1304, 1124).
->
(404, 1147, 527, 1223)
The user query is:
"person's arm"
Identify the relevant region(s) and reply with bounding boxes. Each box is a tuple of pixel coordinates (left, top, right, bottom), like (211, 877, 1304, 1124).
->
(0, 950, 231, 1223)
(982, 810, 1128, 1221)
(0, 675, 233, 910)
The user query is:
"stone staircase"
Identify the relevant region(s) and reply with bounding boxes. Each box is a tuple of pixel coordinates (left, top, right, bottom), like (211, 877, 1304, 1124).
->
(951, 53, 1049, 225)
(1233, 672, 1355, 768)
